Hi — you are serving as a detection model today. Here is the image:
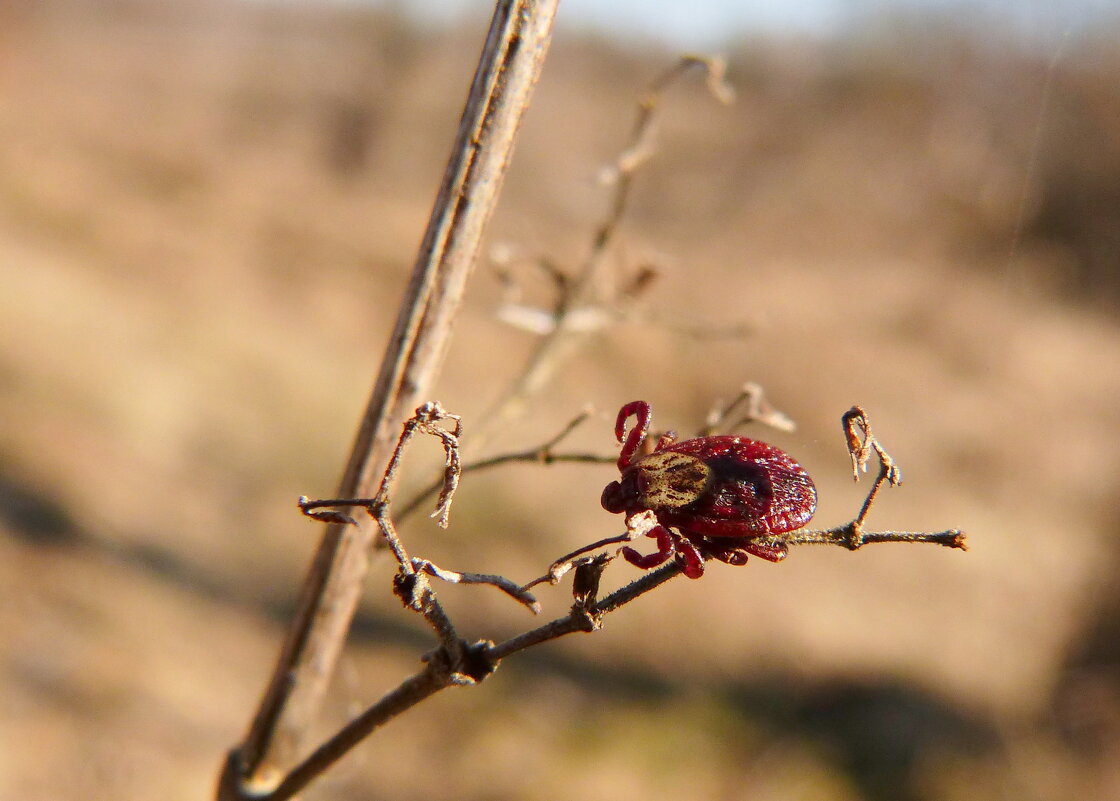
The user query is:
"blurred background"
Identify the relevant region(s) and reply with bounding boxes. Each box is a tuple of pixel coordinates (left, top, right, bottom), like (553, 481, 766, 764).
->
(2, 0, 1119, 799)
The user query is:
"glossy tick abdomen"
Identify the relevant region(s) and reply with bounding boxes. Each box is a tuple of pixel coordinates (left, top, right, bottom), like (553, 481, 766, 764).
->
(602, 400, 817, 578)
(652, 436, 817, 536)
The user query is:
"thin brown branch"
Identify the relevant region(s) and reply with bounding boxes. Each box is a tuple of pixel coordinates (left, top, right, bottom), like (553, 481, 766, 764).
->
(765, 405, 967, 553)
(520, 538, 628, 592)
(264, 664, 447, 801)
(489, 560, 686, 660)
(396, 450, 613, 523)
(519, 509, 660, 591)
(701, 381, 797, 436)
(777, 525, 968, 551)
(222, 398, 966, 800)
(472, 55, 736, 448)
(224, 556, 685, 801)
(221, 2, 561, 794)
(398, 407, 613, 522)
(413, 558, 541, 614)
(225, 646, 476, 801)
(300, 403, 536, 635)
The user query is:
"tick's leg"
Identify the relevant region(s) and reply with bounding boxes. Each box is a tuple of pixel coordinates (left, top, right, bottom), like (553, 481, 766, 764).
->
(547, 533, 634, 568)
(621, 525, 675, 569)
(621, 546, 674, 569)
(742, 539, 789, 563)
(616, 401, 652, 470)
(521, 532, 636, 591)
(674, 536, 706, 579)
(703, 539, 751, 567)
(703, 535, 787, 566)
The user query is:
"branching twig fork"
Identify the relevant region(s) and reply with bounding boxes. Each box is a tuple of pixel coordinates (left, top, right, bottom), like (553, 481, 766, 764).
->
(228, 559, 687, 801)
(230, 398, 966, 800)
(472, 55, 737, 448)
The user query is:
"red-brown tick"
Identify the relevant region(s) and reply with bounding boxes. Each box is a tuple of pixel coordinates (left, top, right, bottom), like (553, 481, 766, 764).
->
(601, 400, 817, 579)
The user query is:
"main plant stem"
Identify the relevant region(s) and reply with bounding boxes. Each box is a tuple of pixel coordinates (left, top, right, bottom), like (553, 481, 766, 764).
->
(218, 2, 561, 796)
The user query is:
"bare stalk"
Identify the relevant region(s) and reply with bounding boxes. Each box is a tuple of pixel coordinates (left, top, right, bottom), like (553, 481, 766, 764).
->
(219, 663, 450, 801)
(218, 2, 561, 795)
(217, 398, 965, 799)
(397, 407, 613, 522)
(755, 405, 968, 554)
(472, 55, 736, 447)
(223, 557, 687, 801)
(223, 403, 682, 799)
(700, 381, 797, 435)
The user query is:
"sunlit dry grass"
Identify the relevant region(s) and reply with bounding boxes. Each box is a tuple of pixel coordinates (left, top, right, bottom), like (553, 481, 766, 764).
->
(2, 2, 1120, 800)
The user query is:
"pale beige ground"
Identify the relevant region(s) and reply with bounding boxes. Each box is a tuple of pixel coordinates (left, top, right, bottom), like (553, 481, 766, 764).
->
(2, 2, 1119, 800)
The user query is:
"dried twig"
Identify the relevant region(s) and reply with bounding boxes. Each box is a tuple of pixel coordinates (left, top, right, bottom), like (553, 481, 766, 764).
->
(752, 406, 966, 554)
(218, 2, 561, 796)
(241, 557, 686, 801)
(769, 407, 965, 552)
(227, 399, 963, 800)
(520, 509, 659, 591)
(217, 9, 967, 792)
(474, 55, 737, 448)
(701, 381, 797, 435)
(397, 406, 612, 523)
(299, 403, 540, 617)
(230, 404, 686, 799)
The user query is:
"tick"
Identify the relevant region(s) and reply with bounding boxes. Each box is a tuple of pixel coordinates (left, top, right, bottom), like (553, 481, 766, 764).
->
(601, 400, 817, 578)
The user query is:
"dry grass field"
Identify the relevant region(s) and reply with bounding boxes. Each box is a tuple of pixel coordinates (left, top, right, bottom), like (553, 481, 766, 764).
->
(2, 1, 1120, 799)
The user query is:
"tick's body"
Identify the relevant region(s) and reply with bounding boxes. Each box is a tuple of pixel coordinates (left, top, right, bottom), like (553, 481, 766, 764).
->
(601, 401, 817, 578)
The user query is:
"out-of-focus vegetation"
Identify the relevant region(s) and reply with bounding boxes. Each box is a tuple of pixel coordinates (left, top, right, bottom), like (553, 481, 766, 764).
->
(2, 1, 1119, 799)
